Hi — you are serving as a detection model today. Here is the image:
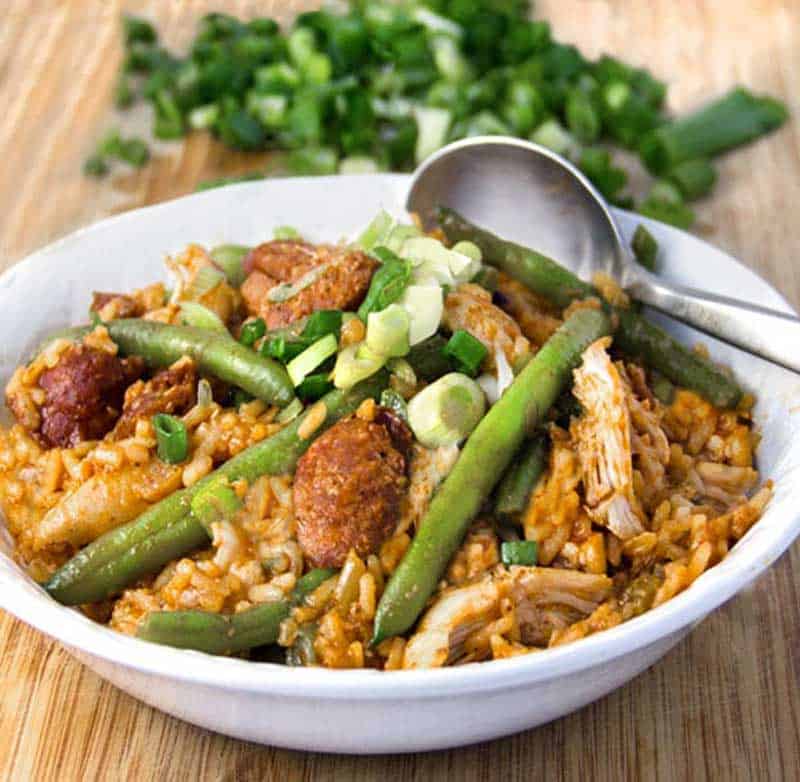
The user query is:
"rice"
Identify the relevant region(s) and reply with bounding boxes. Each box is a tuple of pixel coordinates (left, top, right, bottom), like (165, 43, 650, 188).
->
(0, 242, 776, 671)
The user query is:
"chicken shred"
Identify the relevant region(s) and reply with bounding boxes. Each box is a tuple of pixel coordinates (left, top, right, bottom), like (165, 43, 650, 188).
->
(571, 338, 645, 540)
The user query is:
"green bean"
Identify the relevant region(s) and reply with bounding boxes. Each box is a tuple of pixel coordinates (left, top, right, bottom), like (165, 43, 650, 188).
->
(630, 224, 659, 272)
(45, 374, 387, 605)
(137, 568, 335, 654)
(372, 309, 611, 643)
(437, 207, 743, 409)
(612, 310, 739, 408)
(106, 319, 294, 407)
(494, 435, 547, 517)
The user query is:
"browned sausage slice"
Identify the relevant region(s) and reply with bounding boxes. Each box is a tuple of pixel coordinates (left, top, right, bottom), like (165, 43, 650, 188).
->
(240, 241, 377, 329)
(293, 413, 409, 568)
(35, 345, 143, 448)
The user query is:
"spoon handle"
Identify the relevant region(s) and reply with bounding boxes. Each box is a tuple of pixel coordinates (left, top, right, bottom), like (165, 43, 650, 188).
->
(628, 276, 800, 374)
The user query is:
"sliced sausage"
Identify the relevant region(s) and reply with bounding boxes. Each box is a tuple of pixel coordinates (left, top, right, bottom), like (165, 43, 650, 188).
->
(36, 345, 144, 448)
(241, 240, 377, 329)
(293, 413, 410, 568)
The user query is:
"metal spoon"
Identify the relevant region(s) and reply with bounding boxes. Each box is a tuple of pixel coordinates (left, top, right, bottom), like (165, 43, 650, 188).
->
(406, 136, 800, 373)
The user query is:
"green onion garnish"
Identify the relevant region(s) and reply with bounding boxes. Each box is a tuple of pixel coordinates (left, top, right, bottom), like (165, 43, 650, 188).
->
(261, 336, 314, 363)
(442, 330, 488, 377)
(153, 414, 189, 464)
(179, 301, 227, 332)
(501, 540, 539, 567)
(286, 333, 338, 386)
(631, 225, 659, 272)
(239, 318, 266, 347)
(301, 310, 343, 342)
(210, 244, 251, 288)
(273, 225, 302, 240)
(296, 373, 334, 402)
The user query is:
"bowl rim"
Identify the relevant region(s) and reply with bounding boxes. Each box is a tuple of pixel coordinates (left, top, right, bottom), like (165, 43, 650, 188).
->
(1, 174, 798, 701)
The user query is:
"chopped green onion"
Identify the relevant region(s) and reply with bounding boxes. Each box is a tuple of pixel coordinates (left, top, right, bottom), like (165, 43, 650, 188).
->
(631, 225, 659, 272)
(379, 388, 409, 424)
(179, 301, 227, 332)
(667, 158, 718, 200)
(406, 372, 486, 448)
(114, 75, 135, 109)
(123, 15, 157, 45)
(273, 225, 301, 240)
(83, 154, 109, 177)
(396, 284, 444, 346)
(357, 247, 412, 321)
(296, 373, 334, 402)
(332, 343, 385, 390)
(191, 477, 243, 528)
(501, 540, 538, 567)
(239, 318, 266, 347)
(210, 244, 250, 287)
(451, 241, 482, 263)
(638, 183, 695, 229)
(287, 146, 339, 176)
(287, 27, 316, 68)
(339, 156, 380, 174)
(184, 266, 226, 300)
(188, 104, 220, 130)
(301, 310, 343, 342)
(153, 414, 189, 464)
(531, 118, 576, 158)
(565, 88, 600, 143)
(413, 105, 451, 164)
(443, 330, 489, 376)
(261, 336, 313, 363)
(366, 304, 411, 358)
(356, 210, 395, 252)
(286, 333, 338, 386)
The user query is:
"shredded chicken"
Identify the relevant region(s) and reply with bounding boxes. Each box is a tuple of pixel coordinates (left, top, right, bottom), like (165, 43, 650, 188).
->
(403, 566, 613, 668)
(403, 576, 506, 669)
(571, 338, 645, 540)
(33, 460, 182, 551)
(395, 443, 460, 535)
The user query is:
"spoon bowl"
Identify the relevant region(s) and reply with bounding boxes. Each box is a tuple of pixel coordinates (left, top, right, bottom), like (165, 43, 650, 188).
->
(407, 136, 800, 373)
(406, 136, 628, 285)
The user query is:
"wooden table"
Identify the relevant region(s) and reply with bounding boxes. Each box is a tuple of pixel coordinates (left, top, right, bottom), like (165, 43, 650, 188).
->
(1, 1, 798, 779)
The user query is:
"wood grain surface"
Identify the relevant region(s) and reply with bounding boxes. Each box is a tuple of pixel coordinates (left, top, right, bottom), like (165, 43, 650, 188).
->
(1, 1, 799, 780)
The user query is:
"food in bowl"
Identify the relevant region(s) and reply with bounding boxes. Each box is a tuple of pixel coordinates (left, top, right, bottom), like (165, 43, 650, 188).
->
(0, 208, 772, 670)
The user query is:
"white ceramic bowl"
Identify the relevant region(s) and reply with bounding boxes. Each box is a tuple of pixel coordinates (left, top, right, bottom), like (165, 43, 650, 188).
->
(1, 175, 799, 753)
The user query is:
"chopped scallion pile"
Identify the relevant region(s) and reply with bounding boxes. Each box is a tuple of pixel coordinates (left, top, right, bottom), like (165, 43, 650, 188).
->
(87, 5, 787, 229)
